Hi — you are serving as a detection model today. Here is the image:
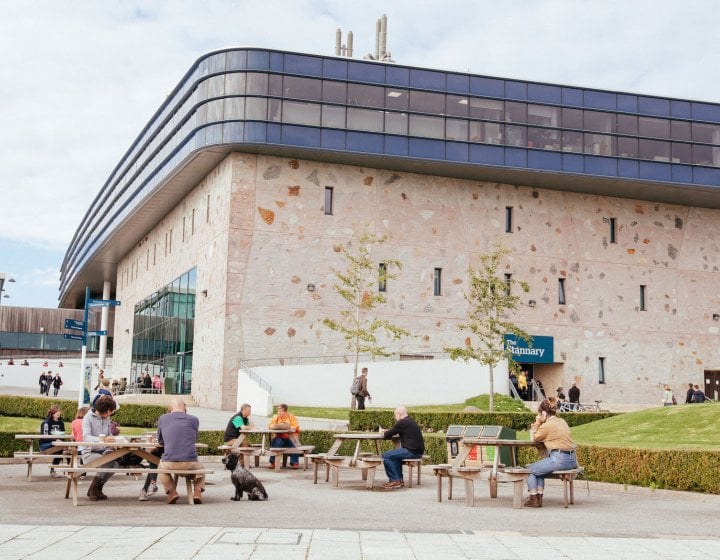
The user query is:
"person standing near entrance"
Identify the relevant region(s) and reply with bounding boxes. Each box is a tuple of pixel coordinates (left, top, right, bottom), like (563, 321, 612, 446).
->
(568, 382, 580, 407)
(517, 371, 528, 400)
(355, 368, 372, 410)
(685, 383, 695, 404)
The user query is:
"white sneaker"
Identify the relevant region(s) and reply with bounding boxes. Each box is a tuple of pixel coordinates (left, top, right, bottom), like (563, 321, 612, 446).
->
(138, 489, 148, 501)
(147, 481, 158, 496)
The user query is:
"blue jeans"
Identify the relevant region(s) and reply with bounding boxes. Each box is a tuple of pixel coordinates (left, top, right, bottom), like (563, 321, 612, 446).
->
(269, 437, 298, 466)
(39, 441, 63, 466)
(382, 447, 422, 482)
(526, 450, 577, 491)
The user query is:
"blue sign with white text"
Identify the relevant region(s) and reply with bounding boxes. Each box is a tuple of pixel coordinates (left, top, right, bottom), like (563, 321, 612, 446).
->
(504, 334, 554, 363)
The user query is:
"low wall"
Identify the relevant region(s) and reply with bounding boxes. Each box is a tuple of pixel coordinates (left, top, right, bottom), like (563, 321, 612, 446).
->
(242, 359, 509, 410)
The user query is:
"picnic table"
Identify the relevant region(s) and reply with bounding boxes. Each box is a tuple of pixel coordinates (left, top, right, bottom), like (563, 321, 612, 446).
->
(217, 427, 314, 470)
(52, 438, 211, 506)
(322, 433, 397, 489)
(14, 433, 74, 481)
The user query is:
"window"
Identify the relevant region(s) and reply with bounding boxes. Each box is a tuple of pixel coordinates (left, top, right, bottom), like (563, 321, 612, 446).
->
(598, 357, 606, 384)
(505, 206, 513, 233)
(324, 187, 334, 215)
(182, 217, 186, 242)
(558, 278, 566, 305)
(191, 209, 196, 235)
(607, 217, 617, 244)
(378, 263, 387, 292)
(504, 273, 512, 296)
(433, 268, 442, 296)
(206, 194, 210, 223)
(640, 285, 646, 311)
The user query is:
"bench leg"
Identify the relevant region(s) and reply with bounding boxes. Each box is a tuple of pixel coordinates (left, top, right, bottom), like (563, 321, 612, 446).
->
(562, 477, 569, 508)
(512, 480, 523, 509)
(448, 474, 453, 500)
(312, 461, 319, 484)
(463, 478, 475, 507)
(417, 464, 421, 486)
(406, 464, 414, 488)
(330, 465, 340, 487)
(569, 478, 575, 505)
(71, 476, 79, 507)
(324, 462, 330, 483)
(185, 476, 194, 505)
(366, 466, 376, 489)
(489, 477, 498, 499)
(436, 473, 443, 502)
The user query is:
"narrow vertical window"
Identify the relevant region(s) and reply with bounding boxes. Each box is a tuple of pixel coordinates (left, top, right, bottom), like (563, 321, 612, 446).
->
(182, 217, 186, 242)
(640, 284, 646, 311)
(192, 208, 196, 235)
(146, 249, 149, 271)
(433, 268, 442, 296)
(378, 263, 387, 292)
(324, 186, 334, 215)
(164, 232, 168, 256)
(206, 194, 211, 223)
(609, 217, 617, 243)
(504, 273, 512, 296)
(558, 278, 566, 305)
(153, 243, 157, 266)
(598, 357, 606, 384)
(505, 206, 513, 233)
(169, 228, 173, 254)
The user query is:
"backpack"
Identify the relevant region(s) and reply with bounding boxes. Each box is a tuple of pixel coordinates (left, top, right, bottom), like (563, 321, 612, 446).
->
(350, 377, 363, 395)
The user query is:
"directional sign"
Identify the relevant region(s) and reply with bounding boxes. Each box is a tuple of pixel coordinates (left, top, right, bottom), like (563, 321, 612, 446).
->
(64, 318, 85, 331)
(63, 333, 84, 341)
(88, 330, 108, 336)
(88, 299, 121, 307)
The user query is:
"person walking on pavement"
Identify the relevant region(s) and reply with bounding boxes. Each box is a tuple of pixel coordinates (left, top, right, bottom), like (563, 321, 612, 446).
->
(355, 368, 372, 410)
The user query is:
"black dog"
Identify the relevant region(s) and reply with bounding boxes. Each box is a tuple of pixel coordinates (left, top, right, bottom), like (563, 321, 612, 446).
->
(222, 454, 268, 501)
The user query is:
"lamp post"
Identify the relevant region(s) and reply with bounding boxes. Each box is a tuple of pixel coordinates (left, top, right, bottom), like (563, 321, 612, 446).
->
(0, 273, 16, 305)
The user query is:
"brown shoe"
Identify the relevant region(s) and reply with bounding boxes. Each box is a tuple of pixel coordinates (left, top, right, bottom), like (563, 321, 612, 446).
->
(167, 491, 179, 504)
(523, 494, 541, 508)
(193, 490, 203, 504)
(382, 480, 404, 489)
(537, 494, 543, 507)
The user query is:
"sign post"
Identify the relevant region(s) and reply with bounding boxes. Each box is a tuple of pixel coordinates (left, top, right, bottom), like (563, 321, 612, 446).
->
(66, 288, 121, 406)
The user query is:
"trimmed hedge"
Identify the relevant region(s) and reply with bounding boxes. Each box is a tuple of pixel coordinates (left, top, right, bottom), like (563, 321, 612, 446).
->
(0, 395, 167, 428)
(348, 410, 616, 432)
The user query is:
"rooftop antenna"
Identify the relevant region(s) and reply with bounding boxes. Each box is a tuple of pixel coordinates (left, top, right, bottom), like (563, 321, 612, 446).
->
(335, 28, 353, 57)
(365, 14, 392, 62)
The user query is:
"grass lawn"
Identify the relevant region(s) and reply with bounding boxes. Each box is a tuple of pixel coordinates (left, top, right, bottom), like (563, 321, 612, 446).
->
(571, 402, 720, 449)
(0, 416, 147, 436)
(290, 394, 529, 421)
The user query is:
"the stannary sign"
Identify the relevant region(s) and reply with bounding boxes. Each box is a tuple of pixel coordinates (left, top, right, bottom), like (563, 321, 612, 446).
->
(504, 334, 554, 364)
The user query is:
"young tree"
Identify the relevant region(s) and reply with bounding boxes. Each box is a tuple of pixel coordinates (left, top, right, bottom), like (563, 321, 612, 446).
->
(323, 231, 411, 409)
(444, 245, 532, 412)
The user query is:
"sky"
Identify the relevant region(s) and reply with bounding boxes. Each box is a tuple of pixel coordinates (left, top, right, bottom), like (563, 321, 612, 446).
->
(1, 0, 718, 308)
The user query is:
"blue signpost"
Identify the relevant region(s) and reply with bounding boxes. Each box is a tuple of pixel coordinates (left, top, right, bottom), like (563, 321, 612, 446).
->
(65, 287, 120, 406)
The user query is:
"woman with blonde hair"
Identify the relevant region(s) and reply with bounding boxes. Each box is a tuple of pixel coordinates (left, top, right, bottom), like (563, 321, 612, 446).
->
(524, 397, 577, 508)
(662, 385, 675, 406)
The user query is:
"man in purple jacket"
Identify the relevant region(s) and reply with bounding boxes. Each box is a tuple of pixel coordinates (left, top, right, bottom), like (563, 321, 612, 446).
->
(157, 397, 204, 504)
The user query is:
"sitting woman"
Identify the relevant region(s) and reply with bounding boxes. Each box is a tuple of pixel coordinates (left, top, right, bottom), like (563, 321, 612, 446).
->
(81, 395, 120, 501)
(267, 403, 300, 469)
(39, 405, 66, 477)
(524, 397, 577, 508)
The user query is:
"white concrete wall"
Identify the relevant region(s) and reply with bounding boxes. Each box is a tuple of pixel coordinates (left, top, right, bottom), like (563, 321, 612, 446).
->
(241, 359, 509, 410)
(236, 372, 274, 416)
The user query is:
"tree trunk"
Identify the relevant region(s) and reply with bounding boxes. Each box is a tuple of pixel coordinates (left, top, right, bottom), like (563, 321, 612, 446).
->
(488, 363, 495, 412)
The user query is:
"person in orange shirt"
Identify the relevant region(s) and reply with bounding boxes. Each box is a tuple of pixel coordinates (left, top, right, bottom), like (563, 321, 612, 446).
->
(268, 404, 300, 469)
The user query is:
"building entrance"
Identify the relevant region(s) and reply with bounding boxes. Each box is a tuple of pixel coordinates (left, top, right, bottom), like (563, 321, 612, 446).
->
(704, 370, 720, 401)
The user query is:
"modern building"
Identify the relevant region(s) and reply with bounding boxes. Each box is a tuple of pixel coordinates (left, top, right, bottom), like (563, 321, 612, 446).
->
(59, 48, 720, 409)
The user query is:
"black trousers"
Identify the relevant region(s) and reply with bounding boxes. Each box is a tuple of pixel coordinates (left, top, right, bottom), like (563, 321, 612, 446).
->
(356, 395, 366, 410)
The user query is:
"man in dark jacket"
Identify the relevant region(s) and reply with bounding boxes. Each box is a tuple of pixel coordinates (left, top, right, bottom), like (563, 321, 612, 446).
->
(568, 382, 580, 405)
(691, 385, 707, 403)
(685, 383, 695, 404)
(380, 406, 424, 489)
(223, 403, 254, 448)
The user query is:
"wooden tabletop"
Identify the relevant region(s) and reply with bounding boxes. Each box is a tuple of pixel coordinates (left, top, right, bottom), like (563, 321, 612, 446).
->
(462, 438, 541, 446)
(333, 433, 386, 440)
(15, 434, 73, 440)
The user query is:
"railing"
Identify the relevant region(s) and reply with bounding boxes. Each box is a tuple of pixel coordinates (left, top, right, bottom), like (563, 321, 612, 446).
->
(239, 352, 450, 369)
(239, 361, 273, 394)
(530, 379, 546, 402)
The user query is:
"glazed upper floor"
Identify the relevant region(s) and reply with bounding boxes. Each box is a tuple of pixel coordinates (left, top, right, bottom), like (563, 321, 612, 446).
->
(59, 47, 720, 307)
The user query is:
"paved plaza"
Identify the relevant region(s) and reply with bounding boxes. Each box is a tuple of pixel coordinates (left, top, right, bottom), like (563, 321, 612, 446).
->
(1, 460, 719, 559)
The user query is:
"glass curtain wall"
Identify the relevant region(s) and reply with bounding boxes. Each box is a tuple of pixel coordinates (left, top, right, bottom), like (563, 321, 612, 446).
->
(131, 268, 196, 394)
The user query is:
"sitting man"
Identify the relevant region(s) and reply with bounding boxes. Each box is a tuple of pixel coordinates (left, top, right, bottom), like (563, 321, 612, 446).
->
(380, 406, 424, 489)
(81, 395, 120, 501)
(268, 403, 300, 469)
(157, 397, 205, 504)
(224, 403, 255, 449)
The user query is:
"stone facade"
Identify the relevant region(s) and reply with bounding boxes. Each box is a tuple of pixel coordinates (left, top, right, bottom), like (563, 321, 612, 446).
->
(113, 152, 720, 408)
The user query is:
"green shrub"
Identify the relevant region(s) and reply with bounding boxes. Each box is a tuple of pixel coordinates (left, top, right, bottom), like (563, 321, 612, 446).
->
(0, 395, 166, 429)
(348, 410, 614, 432)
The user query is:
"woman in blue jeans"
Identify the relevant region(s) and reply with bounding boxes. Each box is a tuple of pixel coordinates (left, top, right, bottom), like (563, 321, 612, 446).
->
(524, 397, 577, 507)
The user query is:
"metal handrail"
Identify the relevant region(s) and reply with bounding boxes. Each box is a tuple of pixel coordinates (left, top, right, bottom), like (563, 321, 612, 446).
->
(239, 361, 272, 393)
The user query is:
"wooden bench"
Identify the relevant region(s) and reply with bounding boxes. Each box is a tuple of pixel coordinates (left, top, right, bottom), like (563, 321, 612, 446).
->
(402, 455, 429, 488)
(267, 445, 315, 471)
(504, 466, 584, 508)
(54, 467, 214, 506)
(324, 455, 383, 489)
(14, 451, 69, 481)
(307, 453, 330, 484)
(157, 468, 215, 505)
(432, 465, 527, 508)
